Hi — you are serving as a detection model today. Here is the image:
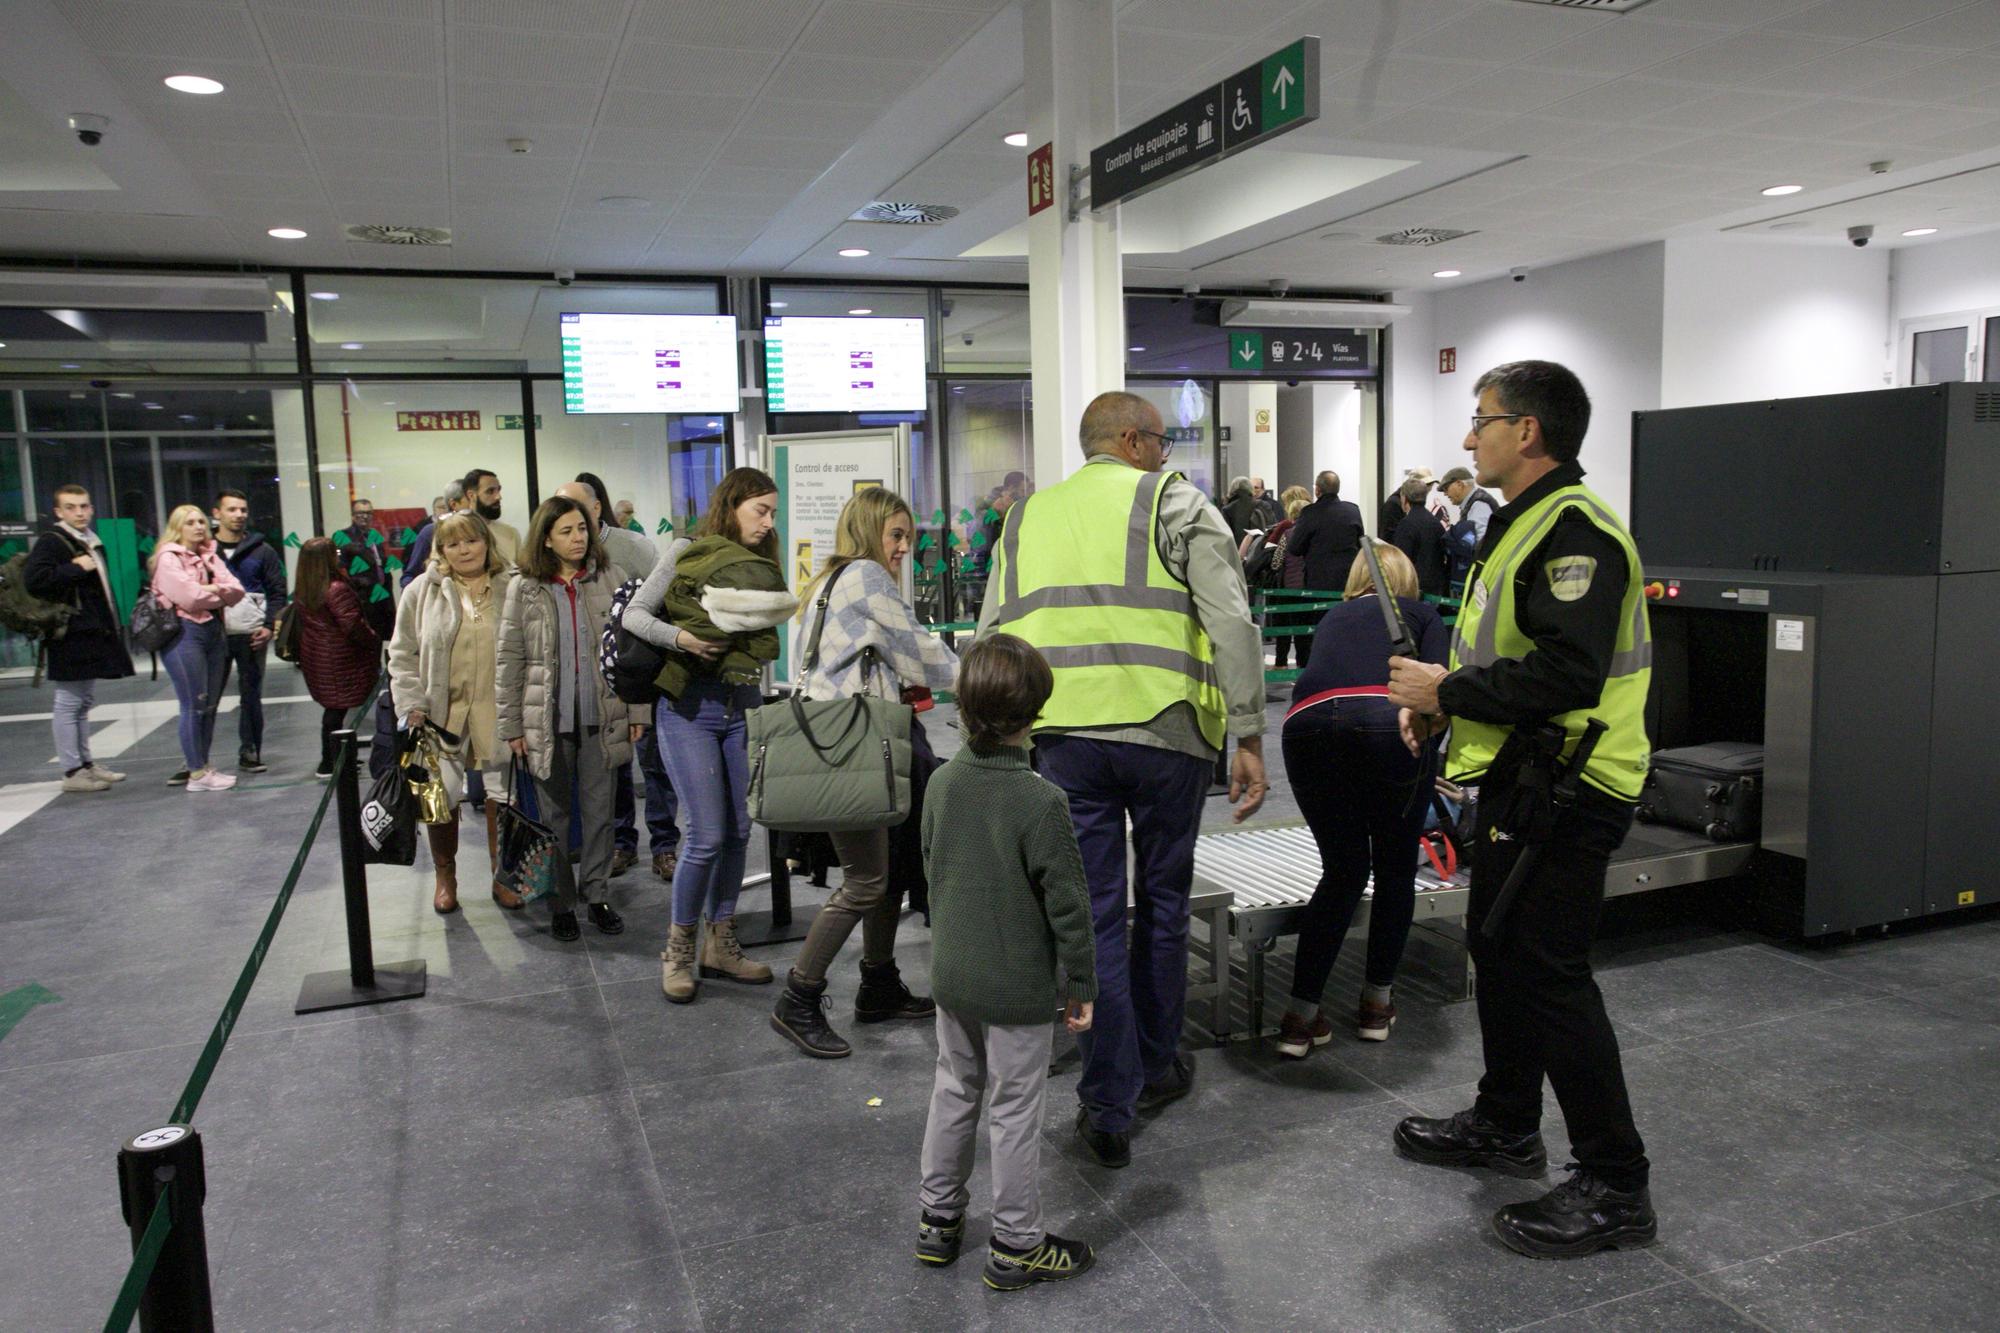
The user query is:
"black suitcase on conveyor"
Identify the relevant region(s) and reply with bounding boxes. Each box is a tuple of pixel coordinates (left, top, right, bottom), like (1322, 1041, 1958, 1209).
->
(1636, 742, 1763, 842)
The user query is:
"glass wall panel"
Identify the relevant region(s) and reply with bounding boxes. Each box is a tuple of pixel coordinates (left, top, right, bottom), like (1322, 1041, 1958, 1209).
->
(1128, 378, 1215, 500)
(940, 289, 1029, 373)
(667, 417, 731, 537)
(1913, 326, 1969, 385)
(1986, 316, 2000, 381)
(940, 379, 1030, 622)
(530, 380, 726, 550)
(1, 434, 22, 521)
(306, 276, 721, 376)
(310, 382, 530, 573)
(765, 284, 929, 326)
(0, 272, 295, 373)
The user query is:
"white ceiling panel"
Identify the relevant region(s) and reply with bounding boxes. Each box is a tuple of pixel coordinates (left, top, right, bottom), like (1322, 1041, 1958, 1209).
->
(765, 53, 931, 105)
(596, 89, 748, 134)
(722, 137, 845, 171)
(1323, 56, 1493, 108)
(298, 114, 444, 152)
(450, 25, 619, 85)
(613, 41, 782, 94)
(1639, 30, 1851, 88)
(1856, 53, 2000, 105)
(449, 0, 631, 33)
(98, 57, 293, 114)
(1750, 96, 1909, 139)
(732, 96, 885, 142)
(1529, 17, 1737, 78)
(1765, 0, 1973, 43)
(1425, 68, 1611, 117)
(453, 125, 592, 158)
(1645, 87, 1816, 133)
(795, 2, 987, 63)
(449, 154, 575, 187)
(331, 184, 452, 215)
(694, 164, 827, 196)
(1753, 41, 1968, 96)
(51, 0, 269, 61)
(450, 81, 605, 126)
(1123, 0, 1316, 40)
(1396, 3, 1608, 65)
(258, 10, 444, 76)
(1876, 4, 2000, 52)
(282, 67, 440, 119)
(626, 0, 820, 51)
(314, 148, 448, 180)
(145, 105, 308, 145)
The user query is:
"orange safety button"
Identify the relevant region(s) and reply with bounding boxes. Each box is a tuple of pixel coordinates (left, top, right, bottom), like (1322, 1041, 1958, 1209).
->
(1644, 581, 1666, 600)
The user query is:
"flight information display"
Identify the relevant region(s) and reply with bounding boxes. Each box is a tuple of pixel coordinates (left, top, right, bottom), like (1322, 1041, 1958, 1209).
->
(764, 316, 926, 413)
(560, 312, 739, 414)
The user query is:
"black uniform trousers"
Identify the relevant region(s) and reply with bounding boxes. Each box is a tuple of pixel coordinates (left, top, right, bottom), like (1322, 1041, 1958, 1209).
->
(1468, 774, 1649, 1189)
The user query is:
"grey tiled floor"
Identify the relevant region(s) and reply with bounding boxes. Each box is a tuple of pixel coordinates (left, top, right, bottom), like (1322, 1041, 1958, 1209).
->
(4, 670, 1999, 1331)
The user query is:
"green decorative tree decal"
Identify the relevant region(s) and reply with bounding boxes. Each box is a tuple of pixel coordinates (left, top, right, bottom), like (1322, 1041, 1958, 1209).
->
(383, 556, 404, 574)
(348, 556, 369, 575)
(397, 526, 419, 544)
(331, 530, 351, 546)
(656, 518, 673, 535)
(364, 528, 384, 545)
(283, 532, 302, 548)
(368, 584, 391, 603)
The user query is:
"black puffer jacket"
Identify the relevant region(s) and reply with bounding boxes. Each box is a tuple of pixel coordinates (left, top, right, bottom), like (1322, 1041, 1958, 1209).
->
(24, 527, 134, 682)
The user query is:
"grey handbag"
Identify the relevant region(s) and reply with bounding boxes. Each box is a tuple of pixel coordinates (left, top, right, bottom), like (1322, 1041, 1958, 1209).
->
(746, 562, 913, 832)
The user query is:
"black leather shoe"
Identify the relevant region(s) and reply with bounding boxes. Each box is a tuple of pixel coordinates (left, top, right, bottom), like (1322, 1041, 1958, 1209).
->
(1074, 1108, 1130, 1169)
(854, 959, 935, 1023)
(551, 910, 581, 942)
(1137, 1055, 1195, 1112)
(1394, 1108, 1547, 1177)
(587, 902, 625, 935)
(1493, 1167, 1657, 1258)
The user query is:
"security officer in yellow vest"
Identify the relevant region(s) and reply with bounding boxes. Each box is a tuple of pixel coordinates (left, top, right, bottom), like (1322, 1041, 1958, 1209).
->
(979, 390, 1269, 1169)
(1384, 360, 1657, 1259)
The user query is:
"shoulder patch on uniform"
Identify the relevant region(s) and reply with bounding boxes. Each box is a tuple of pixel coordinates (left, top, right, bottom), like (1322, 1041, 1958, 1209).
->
(1545, 555, 1597, 602)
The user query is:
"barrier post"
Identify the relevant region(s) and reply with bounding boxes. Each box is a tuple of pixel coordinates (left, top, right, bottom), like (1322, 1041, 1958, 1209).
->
(294, 729, 427, 1013)
(115, 1124, 213, 1333)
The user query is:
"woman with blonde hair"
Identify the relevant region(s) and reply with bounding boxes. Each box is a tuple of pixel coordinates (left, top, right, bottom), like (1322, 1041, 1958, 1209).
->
(772, 487, 961, 1060)
(151, 503, 246, 790)
(388, 510, 516, 914)
(624, 468, 797, 1001)
(1267, 484, 1313, 671)
(496, 495, 640, 942)
(1276, 541, 1449, 1056)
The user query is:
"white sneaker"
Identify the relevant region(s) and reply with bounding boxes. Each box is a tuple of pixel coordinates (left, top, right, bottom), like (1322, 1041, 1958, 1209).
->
(85, 763, 126, 782)
(187, 770, 238, 792)
(60, 771, 111, 793)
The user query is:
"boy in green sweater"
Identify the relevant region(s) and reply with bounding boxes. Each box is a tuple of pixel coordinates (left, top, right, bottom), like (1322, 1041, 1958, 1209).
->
(916, 634, 1100, 1291)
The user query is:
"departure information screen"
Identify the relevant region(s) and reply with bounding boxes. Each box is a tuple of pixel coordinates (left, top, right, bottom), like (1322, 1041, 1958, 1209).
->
(560, 312, 739, 414)
(763, 316, 926, 413)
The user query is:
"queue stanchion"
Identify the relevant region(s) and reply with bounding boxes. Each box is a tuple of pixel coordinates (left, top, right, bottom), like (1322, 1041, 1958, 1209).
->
(294, 729, 427, 1013)
(114, 1124, 213, 1333)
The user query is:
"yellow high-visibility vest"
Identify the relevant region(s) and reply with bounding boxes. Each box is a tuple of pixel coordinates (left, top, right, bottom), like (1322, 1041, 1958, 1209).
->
(1446, 481, 1652, 801)
(987, 461, 1226, 748)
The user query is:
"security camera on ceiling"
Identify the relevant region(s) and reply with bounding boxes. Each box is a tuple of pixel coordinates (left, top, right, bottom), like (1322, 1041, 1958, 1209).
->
(1510, 266, 1529, 283)
(68, 112, 109, 146)
(555, 269, 575, 286)
(1848, 225, 1873, 248)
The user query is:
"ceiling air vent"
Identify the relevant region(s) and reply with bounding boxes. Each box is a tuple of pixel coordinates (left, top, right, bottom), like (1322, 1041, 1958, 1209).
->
(1374, 227, 1475, 246)
(848, 201, 960, 225)
(343, 223, 453, 246)
(1510, 0, 1656, 12)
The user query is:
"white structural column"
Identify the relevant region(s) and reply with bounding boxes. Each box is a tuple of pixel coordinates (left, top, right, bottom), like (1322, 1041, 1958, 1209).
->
(1024, 0, 1124, 484)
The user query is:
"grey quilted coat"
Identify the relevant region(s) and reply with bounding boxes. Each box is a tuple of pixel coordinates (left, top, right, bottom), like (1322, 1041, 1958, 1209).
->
(495, 560, 634, 781)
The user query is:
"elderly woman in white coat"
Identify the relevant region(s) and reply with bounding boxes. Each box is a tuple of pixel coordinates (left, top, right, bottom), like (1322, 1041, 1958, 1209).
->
(387, 511, 516, 915)
(496, 495, 641, 942)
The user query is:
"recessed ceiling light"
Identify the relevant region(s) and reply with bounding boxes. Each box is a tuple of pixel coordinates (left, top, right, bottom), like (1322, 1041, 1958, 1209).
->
(1902, 227, 1938, 237)
(768, 301, 788, 309)
(0, 342, 7, 349)
(1128, 345, 1147, 352)
(267, 227, 308, 239)
(837, 247, 870, 258)
(113, 391, 133, 398)
(1432, 269, 1462, 278)
(143, 402, 162, 410)
(1760, 185, 1803, 197)
(848, 308, 873, 315)
(60, 362, 80, 369)
(1003, 132, 1029, 148)
(164, 74, 225, 95)
(340, 342, 363, 350)
(309, 291, 338, 300)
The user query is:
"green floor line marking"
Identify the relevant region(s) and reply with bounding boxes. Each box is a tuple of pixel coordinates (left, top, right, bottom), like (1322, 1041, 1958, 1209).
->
(0, 982, 60, 1042)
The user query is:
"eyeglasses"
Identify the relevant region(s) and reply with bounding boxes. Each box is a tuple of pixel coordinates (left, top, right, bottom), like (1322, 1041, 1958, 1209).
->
(1134, 427, 1175, 458)
(1468, 413, 1524, 433)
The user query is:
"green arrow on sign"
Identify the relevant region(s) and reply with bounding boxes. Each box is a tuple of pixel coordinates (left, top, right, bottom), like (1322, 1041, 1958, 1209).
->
(1263, 39, 1307, 128)
(1230, 331, 1264, 371)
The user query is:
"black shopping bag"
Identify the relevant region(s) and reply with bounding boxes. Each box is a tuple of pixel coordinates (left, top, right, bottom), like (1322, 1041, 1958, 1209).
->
(359, 756, 420, 866)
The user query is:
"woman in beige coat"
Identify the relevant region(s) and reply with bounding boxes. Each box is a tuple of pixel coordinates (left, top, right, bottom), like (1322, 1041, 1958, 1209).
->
(387, 511, 515, 915)
(496, 495, 640, 942)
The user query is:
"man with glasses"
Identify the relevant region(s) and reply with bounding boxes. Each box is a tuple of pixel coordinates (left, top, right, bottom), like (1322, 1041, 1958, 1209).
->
(980, 390, 1268, 1170)
(1386, 360, 1657, 1258)
(339, 496, 395, 639)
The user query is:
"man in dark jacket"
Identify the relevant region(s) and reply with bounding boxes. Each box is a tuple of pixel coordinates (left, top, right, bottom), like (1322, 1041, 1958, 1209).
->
(1220, 477, 1259, 545)
(1251, 477, 1284, 530)
(24, 484, 134, 792)
(339, 496, 394, 639)
(1391, 477, 1451, 597)
(1284, 471, 1367, 669)
(212, 488, 289, 773)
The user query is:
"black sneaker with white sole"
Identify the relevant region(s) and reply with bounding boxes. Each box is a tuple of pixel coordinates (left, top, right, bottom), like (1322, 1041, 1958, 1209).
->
(983, 1233, 1094, 1291)
(916, 1211, 963, 1267)
(168, 769, 191, 786)
(238, 748, 268, 773)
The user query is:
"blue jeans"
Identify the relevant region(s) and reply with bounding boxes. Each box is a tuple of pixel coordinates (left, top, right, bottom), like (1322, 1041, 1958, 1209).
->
(655, 683, 750, 927)
(162, 618, 227, 770)
(52, 679, 95, 773)
(220, 633, 267, 753)
(1036, 735, 1210, 1134)
(1281, 695, 1428, 1005)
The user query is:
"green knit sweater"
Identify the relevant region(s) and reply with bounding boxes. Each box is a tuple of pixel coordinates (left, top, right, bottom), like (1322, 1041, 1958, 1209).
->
(921, 744, 1098, 1025)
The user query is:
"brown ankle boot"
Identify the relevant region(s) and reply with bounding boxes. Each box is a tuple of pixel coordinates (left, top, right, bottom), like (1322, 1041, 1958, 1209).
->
(485, 797, 522, 910)
(429, 819, 460, 914)
(660, 922, 699, 1004)
(699, 916, 773, 984)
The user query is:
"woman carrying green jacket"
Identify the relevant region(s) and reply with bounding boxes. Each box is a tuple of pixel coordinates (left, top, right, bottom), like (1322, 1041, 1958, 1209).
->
(623, 468, 797, 1003)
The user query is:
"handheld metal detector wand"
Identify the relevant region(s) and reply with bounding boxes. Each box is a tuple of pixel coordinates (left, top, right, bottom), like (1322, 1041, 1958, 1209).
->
(1359, 539, 1417, 658)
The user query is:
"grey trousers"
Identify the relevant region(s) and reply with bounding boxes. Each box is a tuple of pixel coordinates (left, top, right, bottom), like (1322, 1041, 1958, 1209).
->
(51, 679, 96, 773)
(793, 826, 899, 983)
(919, 1006, 1053, 1250)
(533, 727, 611, 911)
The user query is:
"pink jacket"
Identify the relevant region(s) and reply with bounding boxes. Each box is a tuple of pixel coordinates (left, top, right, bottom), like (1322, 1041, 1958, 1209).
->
(153, 542, 245, 623)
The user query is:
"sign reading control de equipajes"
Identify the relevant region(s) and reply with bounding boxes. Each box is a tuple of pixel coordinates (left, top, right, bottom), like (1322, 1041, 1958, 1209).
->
(1090, 37, 1320, 210)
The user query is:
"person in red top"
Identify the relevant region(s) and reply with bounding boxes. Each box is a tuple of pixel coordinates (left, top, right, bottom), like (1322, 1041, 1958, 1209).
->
(293, 537, 382, 779)
(151, 504, 247, 792)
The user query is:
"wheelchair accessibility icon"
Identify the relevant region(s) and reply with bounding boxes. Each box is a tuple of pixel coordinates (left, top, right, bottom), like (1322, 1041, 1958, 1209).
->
(1231, 87, 1253, 133)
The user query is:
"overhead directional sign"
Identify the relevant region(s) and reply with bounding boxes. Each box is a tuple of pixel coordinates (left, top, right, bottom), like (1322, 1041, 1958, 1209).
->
(1229, 329, 1372, 375)
(1091, 36, 1320, 210)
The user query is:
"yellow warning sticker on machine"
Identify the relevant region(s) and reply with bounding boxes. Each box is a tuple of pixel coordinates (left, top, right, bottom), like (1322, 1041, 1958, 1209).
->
(1545, 555, 1597, 602)
(1960, 890, 1977, 906)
